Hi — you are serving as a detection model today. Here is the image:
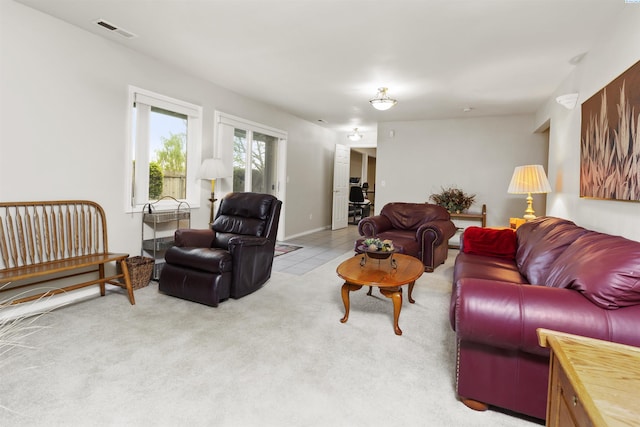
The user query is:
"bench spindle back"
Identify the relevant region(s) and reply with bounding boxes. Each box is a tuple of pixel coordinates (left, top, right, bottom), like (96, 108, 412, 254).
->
(0, 201, 108, 271)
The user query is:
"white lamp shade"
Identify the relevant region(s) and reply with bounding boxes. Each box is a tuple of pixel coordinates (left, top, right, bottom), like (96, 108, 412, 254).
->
(507, 165, 552, 194)
(369, 87, 398, 111)
(197, 158, 229, 180)
(370, 99, 397, 111)
(555, 93, 579, 110)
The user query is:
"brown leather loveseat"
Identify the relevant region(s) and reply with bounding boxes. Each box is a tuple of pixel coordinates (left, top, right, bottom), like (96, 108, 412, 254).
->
(355, 202, 456, 271)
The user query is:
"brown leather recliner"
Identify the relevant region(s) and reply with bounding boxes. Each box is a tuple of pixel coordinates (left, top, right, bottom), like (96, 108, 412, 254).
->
(158, 192, 282, 306)
(356, 202, 456, 272)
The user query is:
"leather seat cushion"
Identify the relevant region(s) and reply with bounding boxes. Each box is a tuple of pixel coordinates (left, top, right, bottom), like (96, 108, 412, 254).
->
(453, 252, 528, 285)
(355, 230, 419, 257)
(165, 246, 233, 274)
(376, 230, 419, 256)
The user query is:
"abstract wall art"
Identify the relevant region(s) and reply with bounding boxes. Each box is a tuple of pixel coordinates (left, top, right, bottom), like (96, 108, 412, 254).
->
(580, 60, 640, 201)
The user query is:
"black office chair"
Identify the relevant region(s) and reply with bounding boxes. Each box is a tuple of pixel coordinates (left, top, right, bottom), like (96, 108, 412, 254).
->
(348, 186, 371, 224)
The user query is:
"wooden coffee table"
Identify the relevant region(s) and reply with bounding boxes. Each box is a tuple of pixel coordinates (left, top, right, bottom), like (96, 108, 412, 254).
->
(336, 253, 424, 335)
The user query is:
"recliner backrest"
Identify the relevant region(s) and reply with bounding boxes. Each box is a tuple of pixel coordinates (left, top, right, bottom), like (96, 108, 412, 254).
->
(380, 202, 449, 230)
(212, 192, 279, 245)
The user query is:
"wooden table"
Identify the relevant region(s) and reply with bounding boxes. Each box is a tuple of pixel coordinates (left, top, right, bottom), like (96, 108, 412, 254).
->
(448, 204, 487, 249)
(336, 253, 424, 335)
(537, 328, 640, 427)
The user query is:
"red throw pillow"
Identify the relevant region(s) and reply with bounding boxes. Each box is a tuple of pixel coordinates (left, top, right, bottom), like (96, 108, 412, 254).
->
(462, 226, 517, 259)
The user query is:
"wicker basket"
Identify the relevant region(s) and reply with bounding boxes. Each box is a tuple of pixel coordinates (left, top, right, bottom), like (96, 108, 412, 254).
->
(125, 256, 154, 290)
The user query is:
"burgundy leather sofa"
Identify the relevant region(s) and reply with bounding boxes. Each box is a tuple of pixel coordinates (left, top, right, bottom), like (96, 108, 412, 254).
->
(450, 217, 640, 419)
(356, 202, 456, 271)
(159, 192, 281, 306)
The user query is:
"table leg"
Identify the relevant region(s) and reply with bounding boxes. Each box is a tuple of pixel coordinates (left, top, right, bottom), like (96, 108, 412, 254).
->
(380, 287, 403, 335)
(340, 282, 362, 324)
(408, 281, 415, 304)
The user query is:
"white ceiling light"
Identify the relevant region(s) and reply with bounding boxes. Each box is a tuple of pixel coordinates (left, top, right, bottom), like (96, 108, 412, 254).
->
(347, 128, 363, 141)
(369, 87, 398, 111)
(556, 93, 579, 110)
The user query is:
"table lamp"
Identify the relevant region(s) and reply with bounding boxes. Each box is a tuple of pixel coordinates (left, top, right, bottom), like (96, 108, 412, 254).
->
(507, 164, 552, 220)
(197, 158, 229, 223)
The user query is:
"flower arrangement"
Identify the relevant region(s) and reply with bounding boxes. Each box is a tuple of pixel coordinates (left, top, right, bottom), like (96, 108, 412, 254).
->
(363, 238, 394, 252)
(429, 186, 476, 213)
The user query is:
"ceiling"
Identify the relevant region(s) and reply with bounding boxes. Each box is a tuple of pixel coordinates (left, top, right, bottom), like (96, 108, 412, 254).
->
(16, 0, 626, 134)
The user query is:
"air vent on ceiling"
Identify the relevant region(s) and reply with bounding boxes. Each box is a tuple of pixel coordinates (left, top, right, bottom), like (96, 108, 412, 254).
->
(94, 19, 137, 39)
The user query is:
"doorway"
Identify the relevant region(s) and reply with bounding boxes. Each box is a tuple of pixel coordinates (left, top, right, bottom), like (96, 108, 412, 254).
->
(350, 148, 377, 211)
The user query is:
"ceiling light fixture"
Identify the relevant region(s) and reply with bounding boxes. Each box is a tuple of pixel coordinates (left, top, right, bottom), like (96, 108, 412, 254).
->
(369, 87, 398, 111)
(556, 93, 579, 110)
(347, 128, 363, 141)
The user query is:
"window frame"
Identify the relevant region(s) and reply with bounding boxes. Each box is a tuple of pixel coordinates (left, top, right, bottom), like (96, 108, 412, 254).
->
(216, 111, 287, 193)
(125, 86, 202, 213)
(214, 111, 287, 241)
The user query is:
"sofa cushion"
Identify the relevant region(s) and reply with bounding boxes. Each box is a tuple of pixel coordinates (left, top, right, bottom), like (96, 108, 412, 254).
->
(462, 227, 516, 259)
(165, 247, 233, 274)
(379, 202, 449, 230)
(372, 230, 419, 256)
(545, 232, 640, 309)
(453, 252, 528, 285)
(515, 217, 587, 285)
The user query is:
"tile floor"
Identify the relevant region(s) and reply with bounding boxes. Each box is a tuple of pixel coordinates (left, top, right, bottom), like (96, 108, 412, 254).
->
(272, 225, 361, 275)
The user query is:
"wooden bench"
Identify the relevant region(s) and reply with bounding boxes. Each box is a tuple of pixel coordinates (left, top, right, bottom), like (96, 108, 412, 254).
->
(0, 200, 135, 306)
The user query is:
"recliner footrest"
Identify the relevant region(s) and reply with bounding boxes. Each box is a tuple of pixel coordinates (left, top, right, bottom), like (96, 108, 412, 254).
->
(165, 247, 232, 274)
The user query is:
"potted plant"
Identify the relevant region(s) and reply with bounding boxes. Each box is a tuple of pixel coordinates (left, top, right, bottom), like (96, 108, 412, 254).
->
(429, 186, 475, 213)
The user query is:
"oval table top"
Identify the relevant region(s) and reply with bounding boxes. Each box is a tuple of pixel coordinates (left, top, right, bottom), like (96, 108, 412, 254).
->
(336, 253, 424, 287)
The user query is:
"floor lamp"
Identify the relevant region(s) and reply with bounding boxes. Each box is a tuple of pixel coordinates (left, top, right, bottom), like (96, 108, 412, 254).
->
(507, 164, 552, 220)
(197, 158, 229, 223)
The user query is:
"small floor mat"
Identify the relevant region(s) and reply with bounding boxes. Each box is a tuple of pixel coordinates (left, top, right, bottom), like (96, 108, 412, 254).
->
(274, 244, 303, 257)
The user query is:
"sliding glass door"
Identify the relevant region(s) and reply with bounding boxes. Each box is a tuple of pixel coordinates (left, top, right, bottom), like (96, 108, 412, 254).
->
(216, 111, 286, 241)
(233, 129, 279, 196)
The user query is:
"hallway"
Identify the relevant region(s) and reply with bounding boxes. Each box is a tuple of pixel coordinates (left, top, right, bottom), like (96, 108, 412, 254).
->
(272, 225, 360, 275)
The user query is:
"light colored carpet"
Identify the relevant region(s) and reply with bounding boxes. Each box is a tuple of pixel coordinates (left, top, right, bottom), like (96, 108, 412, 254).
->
(1, 251, 540, 427)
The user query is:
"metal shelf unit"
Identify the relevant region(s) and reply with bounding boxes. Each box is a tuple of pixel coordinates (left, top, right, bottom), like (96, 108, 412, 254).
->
(141, 197, 190, 280)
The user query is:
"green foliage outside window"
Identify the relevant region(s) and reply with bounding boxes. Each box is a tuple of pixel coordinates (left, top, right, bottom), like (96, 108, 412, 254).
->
(155, 133, 186, 174)
(149, 161, 163, 200)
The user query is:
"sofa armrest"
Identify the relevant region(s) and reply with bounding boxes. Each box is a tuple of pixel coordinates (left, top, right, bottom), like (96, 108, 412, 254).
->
(358, 215, 393, 237)
(174, 228, 216, 248)
(416, 219, 457, 245)
(453, 278, 640, 355)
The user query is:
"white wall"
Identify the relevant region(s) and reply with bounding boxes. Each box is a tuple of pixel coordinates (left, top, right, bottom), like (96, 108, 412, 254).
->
(536, 6, 640, 241)
(376, 115, 549, 226)
(0, 0, 337, 256)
